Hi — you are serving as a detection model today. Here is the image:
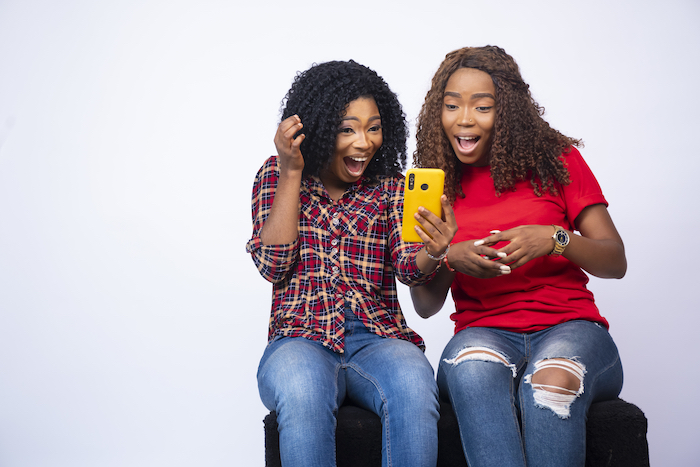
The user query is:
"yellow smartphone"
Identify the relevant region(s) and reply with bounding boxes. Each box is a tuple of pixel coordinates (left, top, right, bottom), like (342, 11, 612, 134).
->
(402, 168, 445, 242)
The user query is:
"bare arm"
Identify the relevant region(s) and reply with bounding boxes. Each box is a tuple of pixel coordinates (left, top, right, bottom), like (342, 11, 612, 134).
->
(410, 265, 455, 318)
(564, 204, 626, 278)
(480, 204, 626, 279)
(260, 115, 306, 246)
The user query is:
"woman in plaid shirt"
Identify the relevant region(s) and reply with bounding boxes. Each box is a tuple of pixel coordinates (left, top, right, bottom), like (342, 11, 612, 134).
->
(247, 60, 457, 467)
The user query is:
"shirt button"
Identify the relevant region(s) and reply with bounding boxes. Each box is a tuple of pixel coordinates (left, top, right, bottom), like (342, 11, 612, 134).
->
(332, 218, 340, 226)
(333, 212, 340, 218)
(331, 248, 338, 255)
(331, 238, 338, 246)
(345, 291, 353, 298)
(332, 266, 339, 273)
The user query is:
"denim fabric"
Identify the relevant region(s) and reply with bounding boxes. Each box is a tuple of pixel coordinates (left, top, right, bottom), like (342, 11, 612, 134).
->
(437, 320, 623, 467)
(258, 308, 439, 467)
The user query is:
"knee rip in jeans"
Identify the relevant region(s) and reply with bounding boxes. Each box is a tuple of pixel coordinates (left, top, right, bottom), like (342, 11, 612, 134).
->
(524, 358, 586, 419)
(443, 346, 518, 378)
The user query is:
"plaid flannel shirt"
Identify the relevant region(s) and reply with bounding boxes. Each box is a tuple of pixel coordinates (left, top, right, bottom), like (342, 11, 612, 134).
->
(246, 156, 438, 353)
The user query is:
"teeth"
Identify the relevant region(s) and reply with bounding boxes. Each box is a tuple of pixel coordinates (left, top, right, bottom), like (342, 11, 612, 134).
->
(350, 157, 368, 162)
(458, 136, 477, 141)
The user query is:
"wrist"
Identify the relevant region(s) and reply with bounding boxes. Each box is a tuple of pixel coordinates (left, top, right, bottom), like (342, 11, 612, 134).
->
(426, 243, 450, 261)
(443, 251, 455, 272)
(549, 225, 570, 257)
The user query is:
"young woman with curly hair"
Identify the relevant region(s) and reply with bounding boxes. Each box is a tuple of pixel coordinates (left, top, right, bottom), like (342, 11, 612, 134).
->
(410, 46, 626, 467)
(247, 60, 455, 467)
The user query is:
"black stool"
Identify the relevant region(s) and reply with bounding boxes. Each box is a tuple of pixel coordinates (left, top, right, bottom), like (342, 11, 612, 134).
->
(263, 399, 649, 467)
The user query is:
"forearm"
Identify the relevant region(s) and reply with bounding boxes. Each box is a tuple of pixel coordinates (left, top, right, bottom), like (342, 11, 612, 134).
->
(410, 266, 454, 318)
(565, 204, 627, 279)
(563, 232, 626, 279)
(260, 170, 303, 245)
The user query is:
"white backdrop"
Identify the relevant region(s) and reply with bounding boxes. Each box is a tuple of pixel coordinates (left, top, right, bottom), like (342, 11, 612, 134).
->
(1, 1, 698, 466)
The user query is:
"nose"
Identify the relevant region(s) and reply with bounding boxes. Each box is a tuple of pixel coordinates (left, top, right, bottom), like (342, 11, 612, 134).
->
(457, 108, 473, 126)
(353, 131, 371, 150)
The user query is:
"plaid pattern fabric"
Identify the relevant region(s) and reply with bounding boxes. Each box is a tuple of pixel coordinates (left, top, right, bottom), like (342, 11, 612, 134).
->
(246, 156, 437, 352)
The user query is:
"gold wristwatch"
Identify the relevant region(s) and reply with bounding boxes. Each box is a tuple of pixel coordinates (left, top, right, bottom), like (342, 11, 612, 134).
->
(549, 225, 569, 257)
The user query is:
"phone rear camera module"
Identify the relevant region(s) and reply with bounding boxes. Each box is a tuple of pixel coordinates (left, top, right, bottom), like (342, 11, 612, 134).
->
(421, 183, 429, 191)
(408, 173, 415, 190)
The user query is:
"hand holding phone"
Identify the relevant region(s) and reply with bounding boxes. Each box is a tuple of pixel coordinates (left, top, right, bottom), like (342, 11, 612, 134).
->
(402, 168, 445, 242)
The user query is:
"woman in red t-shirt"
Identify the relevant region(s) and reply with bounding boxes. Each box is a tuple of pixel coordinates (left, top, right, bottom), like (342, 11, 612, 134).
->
(409, 46, 626, 467)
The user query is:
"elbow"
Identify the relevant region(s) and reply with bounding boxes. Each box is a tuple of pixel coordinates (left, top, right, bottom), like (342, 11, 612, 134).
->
(410, 288, 443, 319)
(610, 247, 628, 279)
(415, 305, 440, 319)
(613, 259, 627, 279)
(590, 257, 627, 279)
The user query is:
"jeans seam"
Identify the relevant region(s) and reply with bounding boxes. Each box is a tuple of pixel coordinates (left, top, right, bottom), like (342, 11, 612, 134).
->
(346, 363, 392, 466)
(588, 348, 622, 402)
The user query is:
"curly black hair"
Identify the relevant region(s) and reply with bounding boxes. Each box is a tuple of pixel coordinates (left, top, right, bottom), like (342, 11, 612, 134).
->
(414, 46, 582, 202)
(280, 60, 408, 182)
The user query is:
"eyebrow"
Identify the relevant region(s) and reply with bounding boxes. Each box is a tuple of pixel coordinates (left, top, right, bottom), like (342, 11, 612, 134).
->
(444, 91, 495, 100)
(341, 115, 382, 122)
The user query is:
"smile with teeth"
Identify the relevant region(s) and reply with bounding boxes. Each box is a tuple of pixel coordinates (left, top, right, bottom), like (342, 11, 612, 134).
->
(344, 156, 369, 175)
(456, 135, 479, 152)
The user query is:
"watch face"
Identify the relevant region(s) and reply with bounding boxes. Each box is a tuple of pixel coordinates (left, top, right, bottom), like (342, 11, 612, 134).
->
(556, 230, 569, 244)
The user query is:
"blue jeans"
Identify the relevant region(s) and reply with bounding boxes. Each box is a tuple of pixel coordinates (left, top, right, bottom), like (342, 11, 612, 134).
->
(437, 320, 623, 467)
(258, 308, 439, 467)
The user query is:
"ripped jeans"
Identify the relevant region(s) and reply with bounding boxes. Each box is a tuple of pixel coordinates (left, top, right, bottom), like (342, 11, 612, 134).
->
(437, 320, 623, 467)
(258, 308, 439, 467)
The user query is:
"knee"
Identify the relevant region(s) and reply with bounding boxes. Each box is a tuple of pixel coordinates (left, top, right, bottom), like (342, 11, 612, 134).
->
(525, 358, 585, 418)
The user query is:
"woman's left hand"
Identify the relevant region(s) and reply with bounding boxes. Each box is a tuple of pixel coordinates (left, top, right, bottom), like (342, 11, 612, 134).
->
(478, 225, 554, 270)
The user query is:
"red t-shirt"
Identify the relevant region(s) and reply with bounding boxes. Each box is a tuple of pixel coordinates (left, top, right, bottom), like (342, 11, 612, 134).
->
(450, 147, 610, 334)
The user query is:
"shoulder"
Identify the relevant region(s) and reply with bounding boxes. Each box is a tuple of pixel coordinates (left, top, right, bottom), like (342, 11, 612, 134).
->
(561, 146, 597, 178)
(259, 155, 279, 173)
(254, 156, 280, 184)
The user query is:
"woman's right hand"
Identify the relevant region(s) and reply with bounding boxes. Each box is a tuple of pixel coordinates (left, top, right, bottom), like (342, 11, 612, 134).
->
(274, 115, 306, 173)
(447, 239, 512, 278)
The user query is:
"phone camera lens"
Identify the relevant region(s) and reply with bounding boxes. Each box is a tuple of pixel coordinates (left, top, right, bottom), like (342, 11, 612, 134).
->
(408, 174, 415, 190)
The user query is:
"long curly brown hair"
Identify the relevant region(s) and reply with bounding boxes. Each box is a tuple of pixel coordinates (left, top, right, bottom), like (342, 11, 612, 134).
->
(414, 45, 582, 202)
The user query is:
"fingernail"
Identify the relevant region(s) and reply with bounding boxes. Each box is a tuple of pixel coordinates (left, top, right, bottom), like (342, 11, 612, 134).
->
(474, 240, 485, 246)
(490, 230, 501, 234)
(500, 265, 511, 272)
(497, 252, 507, 258)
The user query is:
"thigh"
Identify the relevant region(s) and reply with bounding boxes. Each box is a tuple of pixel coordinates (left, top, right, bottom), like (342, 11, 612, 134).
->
(257, 336, 345, 412)
(345, 335, 437, 411)
(437, 327, 528, 467)
(345, 335, 440, 467)
(437, 327, 526, 400)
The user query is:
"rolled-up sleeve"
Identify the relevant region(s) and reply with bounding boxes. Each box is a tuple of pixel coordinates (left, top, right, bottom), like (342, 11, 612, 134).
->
(246, 236, 299, 283)
(247, 157, 300, 283)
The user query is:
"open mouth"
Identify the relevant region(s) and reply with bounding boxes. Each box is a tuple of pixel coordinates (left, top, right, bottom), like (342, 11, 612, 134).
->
(344, 156, 368, 175)
(457, 135, 479, 152)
